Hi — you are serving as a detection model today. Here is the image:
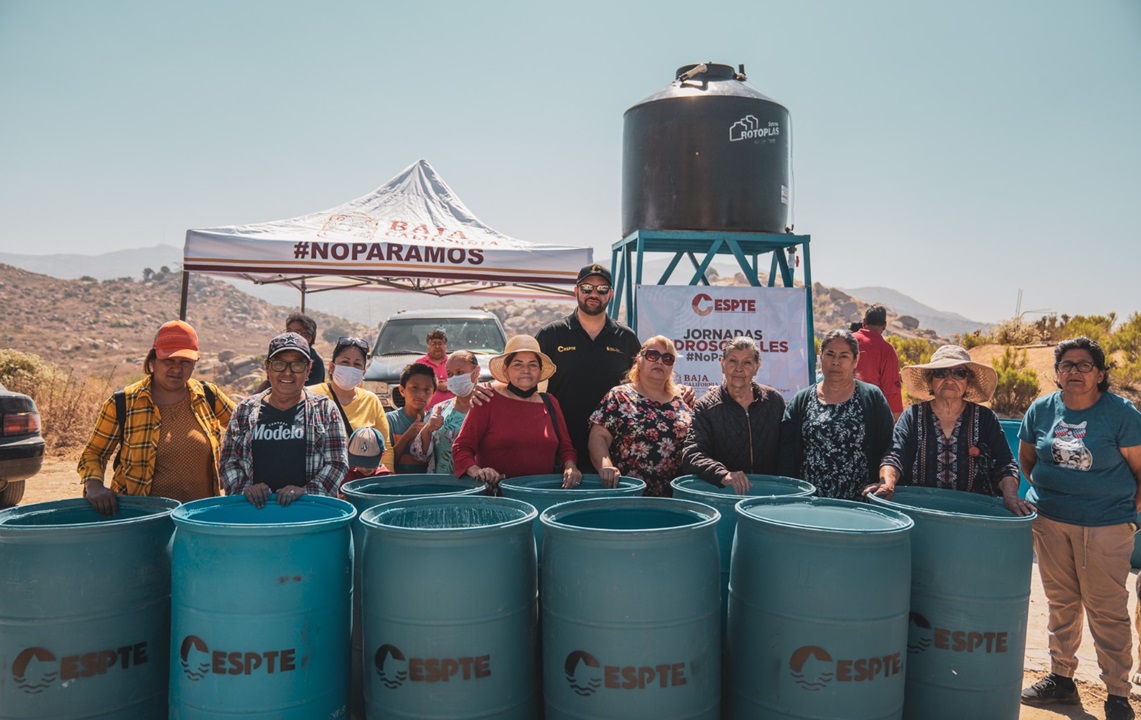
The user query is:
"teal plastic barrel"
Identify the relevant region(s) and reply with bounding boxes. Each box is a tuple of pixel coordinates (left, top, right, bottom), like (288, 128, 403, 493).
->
(499, 474, 646, 558)
(869, 487, 1034, 720)
(360, 496, 538, 719)
(341, 475, 487, 719)
(541, 497, 721, 720)
(169, 495, 355, 720)
(670, 474, 815, 628)
(729, 497, 913, 720)
(0, 497, 178, 720)
(997, 418, 1030, 499)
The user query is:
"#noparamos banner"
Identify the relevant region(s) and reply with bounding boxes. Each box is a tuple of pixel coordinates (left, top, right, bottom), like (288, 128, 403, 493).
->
(636, 285, 810, 401)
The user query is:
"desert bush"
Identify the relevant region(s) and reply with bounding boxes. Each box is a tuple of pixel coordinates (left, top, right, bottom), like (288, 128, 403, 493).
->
(990, 318, 1040, 346)
(955, 330, 993, 350)
(990, 347, 1040, 417)
(886, 336, 935, 367)
(0, 349, 115, 453)
(1060, 314, 1115, 345)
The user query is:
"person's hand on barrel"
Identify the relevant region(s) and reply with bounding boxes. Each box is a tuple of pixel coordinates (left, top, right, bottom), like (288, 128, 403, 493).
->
(277, 485, 305, 507)
(243, 482, 272, 509)
(863, 468, 896, 500)
(562, 464, 582, 489)
(722, 470, 752, 495)
(84, 480, 119, 517)
(466, 465, 503, 488)
(597, 464, 620, 488)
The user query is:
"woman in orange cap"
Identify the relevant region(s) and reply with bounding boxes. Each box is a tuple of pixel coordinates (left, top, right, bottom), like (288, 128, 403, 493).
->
(78, 320, 235, 515)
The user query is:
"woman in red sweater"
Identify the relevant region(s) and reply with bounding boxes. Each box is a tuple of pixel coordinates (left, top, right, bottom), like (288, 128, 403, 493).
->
(452, 335, 581, 492)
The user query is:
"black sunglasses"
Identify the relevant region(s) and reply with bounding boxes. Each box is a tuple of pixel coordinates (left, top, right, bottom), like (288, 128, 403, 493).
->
(578, 283, 612, 295)
(642, 348, 676, 366)
(337, 336, 369, 352)
(930, 367, 969, 380)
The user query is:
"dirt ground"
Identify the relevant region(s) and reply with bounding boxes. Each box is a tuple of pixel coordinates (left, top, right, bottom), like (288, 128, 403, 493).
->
(19, 456, 1141, 719)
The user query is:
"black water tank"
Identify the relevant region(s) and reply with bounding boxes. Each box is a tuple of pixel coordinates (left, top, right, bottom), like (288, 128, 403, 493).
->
(622, 63, 792, 237)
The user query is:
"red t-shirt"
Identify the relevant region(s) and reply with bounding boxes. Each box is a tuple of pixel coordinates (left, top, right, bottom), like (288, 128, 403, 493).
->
(854, 328, 903, 414)
(415, 353, 454, 410)
(452, 392, 576, 478)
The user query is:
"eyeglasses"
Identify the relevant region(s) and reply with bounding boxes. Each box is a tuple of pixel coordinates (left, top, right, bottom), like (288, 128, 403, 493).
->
(642, 348, 676, 366)
(578, 283, 611, 295)
(930, 367, 970, 380)
(337, 337, 369, 352)
(1058, 361, 1096, 374)
(269, 359, 310, 374)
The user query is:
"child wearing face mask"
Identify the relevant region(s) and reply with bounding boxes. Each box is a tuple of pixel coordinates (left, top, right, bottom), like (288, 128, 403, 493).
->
(308, 337, 391, 466)
(410, 350, 481, 475)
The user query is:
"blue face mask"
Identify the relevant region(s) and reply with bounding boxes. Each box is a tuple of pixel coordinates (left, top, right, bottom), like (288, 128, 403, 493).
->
(447, 372, 476, 397)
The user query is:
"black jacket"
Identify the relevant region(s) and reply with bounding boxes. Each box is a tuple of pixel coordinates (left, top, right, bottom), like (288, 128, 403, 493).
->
(682, 383, 785, 486)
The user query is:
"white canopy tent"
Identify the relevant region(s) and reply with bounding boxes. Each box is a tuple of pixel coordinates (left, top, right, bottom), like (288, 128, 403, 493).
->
(179, 159, 593, 317)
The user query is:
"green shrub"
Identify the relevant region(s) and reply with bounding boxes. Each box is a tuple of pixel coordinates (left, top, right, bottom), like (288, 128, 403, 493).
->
(990, 347, 1040, 417)
(955, 330, 993, 350)
(886, 336, 935, 367)
(990, 318, 1040, 346)
(0, 349, 115, 452)
(1061, 314, 1115, 345)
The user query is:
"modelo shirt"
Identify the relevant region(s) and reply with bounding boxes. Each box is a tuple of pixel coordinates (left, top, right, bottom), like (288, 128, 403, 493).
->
(536, 313, 640, 473)
(251, 401, 307, 490)
(1021, 391, 1141, 527)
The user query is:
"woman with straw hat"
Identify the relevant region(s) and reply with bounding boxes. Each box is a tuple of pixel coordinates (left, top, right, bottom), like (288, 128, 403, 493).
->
(866, 344, 1031, 515)
(452, 335, 580, 492)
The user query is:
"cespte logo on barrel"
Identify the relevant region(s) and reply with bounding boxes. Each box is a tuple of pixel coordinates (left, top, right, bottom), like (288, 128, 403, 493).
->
(788, 644, 902, 691)
(563, 649, 689, 696)
(10, 642, 150, 694)
(907, 611, 1010, 656)
(373, 643, 491, 689)
(177, 634, 297, 681)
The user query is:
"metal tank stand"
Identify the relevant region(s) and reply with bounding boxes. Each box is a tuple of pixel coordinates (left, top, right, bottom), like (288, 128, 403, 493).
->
(609, 229, 815, 379)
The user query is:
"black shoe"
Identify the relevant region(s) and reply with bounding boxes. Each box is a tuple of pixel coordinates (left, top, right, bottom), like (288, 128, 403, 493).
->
(1106, 695, 1136, 720)
(1021, 673, 1080, 705)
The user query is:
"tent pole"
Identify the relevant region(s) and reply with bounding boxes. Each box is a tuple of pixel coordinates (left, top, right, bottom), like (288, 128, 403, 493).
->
(179, 271, 190, 320)
(300, 279, 307, 313)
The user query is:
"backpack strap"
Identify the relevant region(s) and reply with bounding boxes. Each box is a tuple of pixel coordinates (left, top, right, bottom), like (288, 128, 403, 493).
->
(539, 392, 563, 472)
(201, 381, 217, 415)
(112, 390, 127, 470)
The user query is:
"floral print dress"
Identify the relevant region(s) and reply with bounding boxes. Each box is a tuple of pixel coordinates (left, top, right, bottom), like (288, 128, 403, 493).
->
(800, 391, 868, 500)
(589, 384, 693, 497)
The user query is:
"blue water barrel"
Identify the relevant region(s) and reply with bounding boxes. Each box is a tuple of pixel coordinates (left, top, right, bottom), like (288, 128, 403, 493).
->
(360, 496, 538, 719)
(499, 474, 646, 558)
(670, 474, 815, 629)
(169, 495, 355, 720)
(541, 497, 721, 720)
(869, 487, 1034, 720)
(997, 418, 1030, 499)
(729, 497, 913, 720)
(0, 497, 178, 720)
(341, 475, 487, 718)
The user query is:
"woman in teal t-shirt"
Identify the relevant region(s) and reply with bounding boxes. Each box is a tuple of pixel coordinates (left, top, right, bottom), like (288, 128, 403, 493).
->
(1019, 337, 1141, 720)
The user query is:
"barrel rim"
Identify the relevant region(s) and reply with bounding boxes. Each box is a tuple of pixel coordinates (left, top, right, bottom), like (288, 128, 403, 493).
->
(0, 496, 180, 531)
(341, 475, 488, 501)
(539, 496, 721, 535)
(499, 473, 646, 495)
(868, 486, 1037, 525)
(736, 496, 914, 534)
(670, 473, 815, 501)
(172, 494, 356, 531)
(358, 495, 538, 534)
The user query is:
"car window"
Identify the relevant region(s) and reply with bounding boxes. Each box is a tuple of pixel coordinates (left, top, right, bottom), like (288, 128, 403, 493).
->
(374, 319, 506, 356)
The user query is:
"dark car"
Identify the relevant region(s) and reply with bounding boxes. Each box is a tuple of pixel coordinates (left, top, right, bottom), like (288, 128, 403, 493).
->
(0, 382, 45, 507)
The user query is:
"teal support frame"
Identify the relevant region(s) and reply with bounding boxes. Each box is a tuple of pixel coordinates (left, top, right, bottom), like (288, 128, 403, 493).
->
(609, 229, 816, 382)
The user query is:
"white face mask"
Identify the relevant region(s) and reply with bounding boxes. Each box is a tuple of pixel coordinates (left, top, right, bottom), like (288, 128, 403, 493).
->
(331, 365, 365, 391)
(447, 372, 476, 398)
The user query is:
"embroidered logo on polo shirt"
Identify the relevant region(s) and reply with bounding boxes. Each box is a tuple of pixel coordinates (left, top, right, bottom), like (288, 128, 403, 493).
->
(557, 345, 576, 353)
(606, 346, 623, 353)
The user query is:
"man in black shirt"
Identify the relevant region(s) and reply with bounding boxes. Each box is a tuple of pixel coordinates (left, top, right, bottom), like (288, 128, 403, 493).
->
(537, 263, 641, 474)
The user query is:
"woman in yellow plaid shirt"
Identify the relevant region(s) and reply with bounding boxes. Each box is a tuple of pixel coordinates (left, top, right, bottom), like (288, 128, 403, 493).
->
(78, 320, 234, 515)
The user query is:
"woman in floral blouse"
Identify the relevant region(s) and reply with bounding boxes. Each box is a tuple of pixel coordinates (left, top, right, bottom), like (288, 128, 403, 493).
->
(588, 336, 693, 497)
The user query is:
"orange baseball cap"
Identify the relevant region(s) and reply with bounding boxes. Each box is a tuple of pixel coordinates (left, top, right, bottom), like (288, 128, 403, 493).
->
(153, 320, 200, 360)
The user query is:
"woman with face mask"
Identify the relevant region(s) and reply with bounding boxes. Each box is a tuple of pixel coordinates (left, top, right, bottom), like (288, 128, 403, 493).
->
(308, 336, 391, 477)
(410, 350, 481, 475)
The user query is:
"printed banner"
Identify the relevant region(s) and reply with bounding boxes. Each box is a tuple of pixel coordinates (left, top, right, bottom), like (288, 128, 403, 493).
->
(636, 285, 810, 400)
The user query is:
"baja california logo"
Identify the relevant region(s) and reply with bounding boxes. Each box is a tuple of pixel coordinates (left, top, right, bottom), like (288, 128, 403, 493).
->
(375, 644, 409, 689)
(565, 650, 602, 696)
(729, 115, 780, 142)
(12, 647, 57, 695)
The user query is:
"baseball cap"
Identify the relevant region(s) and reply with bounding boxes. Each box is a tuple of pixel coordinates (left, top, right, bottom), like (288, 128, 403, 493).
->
(268, 332, 311, 359)
(153, 320, 200, 361)
(347, 426, 386, 469)
(576, 263, 612, 285)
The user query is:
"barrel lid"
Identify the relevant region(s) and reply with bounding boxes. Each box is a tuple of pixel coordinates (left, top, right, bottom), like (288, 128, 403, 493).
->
(738, 497, 913, 534)
(0, 496, 179, 533)
(359, 495, 536, 534)
(626, 61, 785, 111)
(341, 475, 487, 501)
(540, 497, 719, 535)
(670, 474, 814, 502)
(500, 473, 645, 495)
(172, 494, 356, 534)
(869, 486, 1036, 524)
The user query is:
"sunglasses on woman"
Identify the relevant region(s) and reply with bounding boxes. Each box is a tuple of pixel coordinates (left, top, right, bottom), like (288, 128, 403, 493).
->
(337, 336, 370, 352)
(642, 348, 676, 366)
(930, 367, 969, 380)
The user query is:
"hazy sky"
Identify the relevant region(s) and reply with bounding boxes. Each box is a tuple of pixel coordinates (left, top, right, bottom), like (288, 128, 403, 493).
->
(1, 0, 1138, 323)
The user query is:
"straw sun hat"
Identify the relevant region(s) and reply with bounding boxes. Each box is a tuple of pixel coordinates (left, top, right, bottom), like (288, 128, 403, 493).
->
(488, 335, 557, 384)
(901, 345, 998, 404)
